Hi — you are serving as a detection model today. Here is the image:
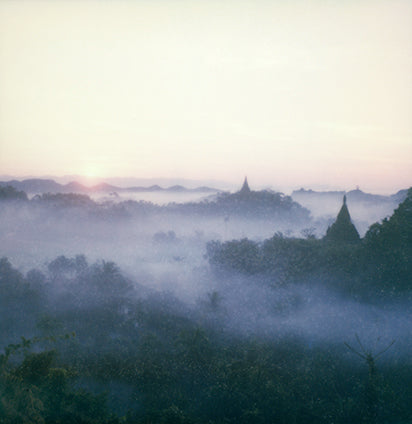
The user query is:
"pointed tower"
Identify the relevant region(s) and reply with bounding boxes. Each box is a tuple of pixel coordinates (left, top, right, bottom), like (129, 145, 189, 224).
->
(239, 177, 251, 195)
(324, 195, 360, 243)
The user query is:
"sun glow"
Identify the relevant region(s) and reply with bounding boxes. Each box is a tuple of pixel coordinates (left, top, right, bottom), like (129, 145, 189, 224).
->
(80, 163, 106, 182)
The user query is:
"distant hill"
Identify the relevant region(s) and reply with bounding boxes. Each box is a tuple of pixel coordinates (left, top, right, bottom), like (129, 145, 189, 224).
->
(292, 187, 409, 205)
(391, 189, 409, 203)
(0, 178, 221, 195)
(291, 188, 402, 204)
(0, 178, 64, 193)
(291, 187, 407, 216)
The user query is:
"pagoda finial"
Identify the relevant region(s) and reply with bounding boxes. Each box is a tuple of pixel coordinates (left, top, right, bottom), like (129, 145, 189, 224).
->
(239, 176, 251, 194)
(324, 194, 360, 243)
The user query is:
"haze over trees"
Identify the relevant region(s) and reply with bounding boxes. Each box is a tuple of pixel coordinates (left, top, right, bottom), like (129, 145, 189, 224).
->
(0, 180, 411, 423)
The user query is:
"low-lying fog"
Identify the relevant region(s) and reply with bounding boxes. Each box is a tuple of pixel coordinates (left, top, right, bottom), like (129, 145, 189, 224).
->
(1, 192, 410, 363)
(88, 189, 219, 206)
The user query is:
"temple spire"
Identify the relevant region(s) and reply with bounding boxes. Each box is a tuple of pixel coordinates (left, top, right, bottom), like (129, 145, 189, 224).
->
(239, 177, 251, 194)
(324, 195, 360, 243)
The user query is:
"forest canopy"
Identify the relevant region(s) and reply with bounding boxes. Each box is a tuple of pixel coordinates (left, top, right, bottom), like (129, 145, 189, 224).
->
(0, 188, 411, 423)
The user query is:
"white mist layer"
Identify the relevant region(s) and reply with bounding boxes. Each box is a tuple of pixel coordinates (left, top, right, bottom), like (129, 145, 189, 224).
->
(0, 199, 410, 362)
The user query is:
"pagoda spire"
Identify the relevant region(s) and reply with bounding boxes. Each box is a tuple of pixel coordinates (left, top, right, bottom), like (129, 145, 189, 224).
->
(324, 195, 360, 243)
(239, 176, 251, 194)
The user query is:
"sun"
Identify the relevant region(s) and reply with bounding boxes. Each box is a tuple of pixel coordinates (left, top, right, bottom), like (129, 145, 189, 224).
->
(83, 166, 100, 178)
(80, 164, 105, 184)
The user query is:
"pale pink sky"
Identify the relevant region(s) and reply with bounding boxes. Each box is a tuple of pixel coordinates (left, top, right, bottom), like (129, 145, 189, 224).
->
(0, 0, 411, 193)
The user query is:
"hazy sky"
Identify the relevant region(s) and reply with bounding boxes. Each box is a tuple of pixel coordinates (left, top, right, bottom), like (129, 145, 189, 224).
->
(0, 0, 411, 192)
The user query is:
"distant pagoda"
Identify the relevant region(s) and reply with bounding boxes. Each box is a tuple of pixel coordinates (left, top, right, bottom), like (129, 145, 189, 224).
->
(324, 195, 360, 243)
(239, 177, 251, 195)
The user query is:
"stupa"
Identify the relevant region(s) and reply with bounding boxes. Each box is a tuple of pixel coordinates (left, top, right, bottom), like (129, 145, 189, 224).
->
(324, 195, 360, 243)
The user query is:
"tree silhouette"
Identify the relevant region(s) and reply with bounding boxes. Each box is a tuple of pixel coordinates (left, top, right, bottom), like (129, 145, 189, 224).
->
(345, 335, 395, 424)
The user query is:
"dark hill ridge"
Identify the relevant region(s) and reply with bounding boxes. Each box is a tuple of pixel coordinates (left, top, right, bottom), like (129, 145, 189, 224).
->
(1, 178, 63, 193)
(291, 187, 406, 204)
(0, 178, 220, 195)
(64, 181, 91, 193)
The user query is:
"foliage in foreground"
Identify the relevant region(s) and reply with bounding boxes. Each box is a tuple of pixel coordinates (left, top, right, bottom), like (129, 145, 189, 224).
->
(1, 253, 411, 423)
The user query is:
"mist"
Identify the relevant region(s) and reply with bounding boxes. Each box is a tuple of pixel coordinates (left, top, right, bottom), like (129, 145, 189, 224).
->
(1, 183, 411, 422)
(1, 188, 409, 348)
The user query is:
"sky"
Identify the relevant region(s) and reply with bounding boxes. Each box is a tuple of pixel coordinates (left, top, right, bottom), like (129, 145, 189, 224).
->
(0, 0, 411, 193)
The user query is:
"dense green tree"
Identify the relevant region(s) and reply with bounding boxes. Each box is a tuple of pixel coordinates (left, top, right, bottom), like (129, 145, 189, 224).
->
(0, 339, 119, 424)
(362, 187, 412, 292)
(207, 239, 261, 275)
(0, 185, 28, 201)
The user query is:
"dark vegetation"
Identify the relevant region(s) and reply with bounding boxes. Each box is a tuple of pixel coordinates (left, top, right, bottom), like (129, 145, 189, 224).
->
(0, 182, 310, 222)
(207, 188, 412, 299)
(0, 185, 28, 201)
(0, 187, 411, 423)
(180, 187, 310, 221)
